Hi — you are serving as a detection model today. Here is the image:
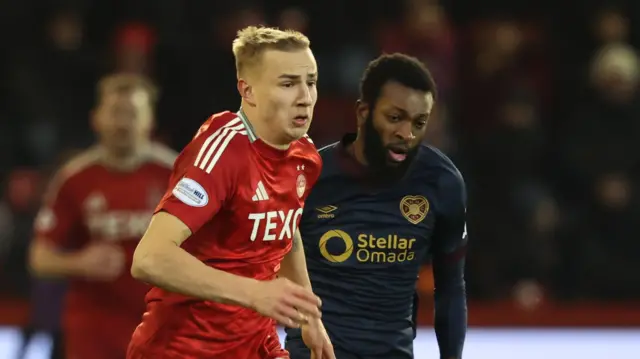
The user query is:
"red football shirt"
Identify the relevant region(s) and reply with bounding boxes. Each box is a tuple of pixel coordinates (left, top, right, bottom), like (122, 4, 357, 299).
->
(128, 111, 322, 359)
(33, 144, 175, 358)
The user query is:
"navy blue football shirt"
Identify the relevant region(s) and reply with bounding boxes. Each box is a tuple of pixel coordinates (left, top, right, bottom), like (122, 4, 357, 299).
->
(286, 134, 468, 359)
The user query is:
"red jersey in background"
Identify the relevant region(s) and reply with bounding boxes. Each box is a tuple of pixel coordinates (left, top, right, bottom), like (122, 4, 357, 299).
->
(34, 144, 176, 359)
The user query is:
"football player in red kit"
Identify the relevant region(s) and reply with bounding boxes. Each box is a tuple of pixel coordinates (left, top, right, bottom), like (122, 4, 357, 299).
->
(127, 26, 334, 359)
(28, 74, 177, 359)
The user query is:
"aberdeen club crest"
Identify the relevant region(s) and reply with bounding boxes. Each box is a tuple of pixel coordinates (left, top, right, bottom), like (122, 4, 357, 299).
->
(296, 174, 306, 198)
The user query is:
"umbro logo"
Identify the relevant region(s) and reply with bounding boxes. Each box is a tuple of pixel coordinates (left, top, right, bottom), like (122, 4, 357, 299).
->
(316, 205, 337, 219)
(251, 181, 270, 202)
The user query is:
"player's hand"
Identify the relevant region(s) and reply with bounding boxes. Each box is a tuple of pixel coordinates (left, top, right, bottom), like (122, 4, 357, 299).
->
(76, 242, 125, 280)
(302, 318, 335, 359)
(250, 278, 322, 328)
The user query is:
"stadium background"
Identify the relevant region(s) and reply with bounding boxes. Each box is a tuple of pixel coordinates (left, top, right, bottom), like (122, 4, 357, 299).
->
(1, 0, 639, 357)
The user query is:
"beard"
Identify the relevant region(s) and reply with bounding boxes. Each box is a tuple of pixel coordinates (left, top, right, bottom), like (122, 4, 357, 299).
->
(362, 112, 419, 182)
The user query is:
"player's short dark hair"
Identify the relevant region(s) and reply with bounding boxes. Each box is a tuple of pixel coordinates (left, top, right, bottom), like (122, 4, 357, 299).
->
(359, 53, 437, 106)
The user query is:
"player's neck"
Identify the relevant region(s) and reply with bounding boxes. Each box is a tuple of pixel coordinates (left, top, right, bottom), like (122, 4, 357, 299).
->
(349, 134, 369, 167)
(98, 144, 147, 171)
(239, 105, 290, 150)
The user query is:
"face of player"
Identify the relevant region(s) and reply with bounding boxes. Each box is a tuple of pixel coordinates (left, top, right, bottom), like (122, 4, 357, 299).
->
(357, 81, 434, 177)
(92, 89, 153, 156)
(251, 48, 318, 143)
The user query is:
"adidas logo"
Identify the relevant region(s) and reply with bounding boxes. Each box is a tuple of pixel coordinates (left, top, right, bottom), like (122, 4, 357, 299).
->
(251, 181, 269, 202)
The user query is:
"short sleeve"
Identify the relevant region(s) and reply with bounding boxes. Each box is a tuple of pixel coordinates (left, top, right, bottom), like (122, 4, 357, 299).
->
(155, 131, 243, 233)
(34, 176, 82, 249)
(432, 169, 468, 259)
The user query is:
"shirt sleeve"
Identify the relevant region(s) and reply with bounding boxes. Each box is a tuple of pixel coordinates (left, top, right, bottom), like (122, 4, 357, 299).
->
(155, 131, 242, 234)
(433, 169, 468, 258)
(33, 175, 83, 249)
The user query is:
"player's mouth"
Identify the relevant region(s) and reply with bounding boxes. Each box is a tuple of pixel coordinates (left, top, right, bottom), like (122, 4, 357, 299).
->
(387, 146, 409, 162)
(292, 115, 309, 127)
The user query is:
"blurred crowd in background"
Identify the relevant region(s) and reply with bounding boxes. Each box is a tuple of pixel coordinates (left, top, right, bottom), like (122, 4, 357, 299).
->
(1, 0, 640, 309)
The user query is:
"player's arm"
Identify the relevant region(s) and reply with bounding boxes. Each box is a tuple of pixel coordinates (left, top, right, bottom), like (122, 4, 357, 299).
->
(131, 211, 258, 306)
(29, 174, 122, 279)
(30, 241, 83, 277)
(431, 170, 468, 359)
(278, 229, 313, 290)
(132, 201, 321, 322)
(29, 173, 79, 276)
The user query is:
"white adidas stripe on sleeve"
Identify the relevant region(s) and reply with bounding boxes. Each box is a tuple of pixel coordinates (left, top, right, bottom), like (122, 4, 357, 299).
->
(193, 118, 246, 174)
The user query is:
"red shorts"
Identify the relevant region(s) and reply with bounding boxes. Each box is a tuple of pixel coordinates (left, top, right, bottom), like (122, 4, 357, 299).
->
(127, 325, 289, 359)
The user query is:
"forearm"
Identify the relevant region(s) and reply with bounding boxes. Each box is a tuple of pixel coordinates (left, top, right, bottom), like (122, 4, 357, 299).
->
(278, 231, 312, 289)
(433, 259, 467, 359)
(131, 242, 257, 307)
(29, 240, 82, 277)
(434, 284, 467, 359)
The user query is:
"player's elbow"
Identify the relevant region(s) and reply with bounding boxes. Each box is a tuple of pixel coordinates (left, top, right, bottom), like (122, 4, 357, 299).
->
(131, 212, 192, 282)
(130, 246, 153, 282)
(130, 240, 170, 283)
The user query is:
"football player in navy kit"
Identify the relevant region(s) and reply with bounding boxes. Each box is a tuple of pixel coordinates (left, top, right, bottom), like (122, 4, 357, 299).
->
(286, 53, 467, 359)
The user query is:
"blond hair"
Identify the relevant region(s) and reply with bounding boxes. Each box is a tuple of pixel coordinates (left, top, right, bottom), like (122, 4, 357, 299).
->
(97, 73, 159, 106)
(232, 26, 310, 77)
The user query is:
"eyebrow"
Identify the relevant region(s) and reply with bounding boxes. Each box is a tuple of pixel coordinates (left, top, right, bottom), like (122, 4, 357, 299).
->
(389, 105, 408, 114)
(389, 105, 429, 119)
(278, 73, 318, 80)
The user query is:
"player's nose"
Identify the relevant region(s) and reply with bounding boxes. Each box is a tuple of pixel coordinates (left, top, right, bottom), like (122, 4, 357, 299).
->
(394, 122, 415, 142)
(296, 84, 313, 107)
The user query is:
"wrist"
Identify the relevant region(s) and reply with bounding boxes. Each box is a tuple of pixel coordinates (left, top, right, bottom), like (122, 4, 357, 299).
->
(226, 276, 261, 308)
(303, 316, 323, 329)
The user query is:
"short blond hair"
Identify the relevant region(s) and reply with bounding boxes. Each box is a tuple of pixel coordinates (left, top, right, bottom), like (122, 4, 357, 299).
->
(97, 73, 159, 106)
(232, 26, 310, 77)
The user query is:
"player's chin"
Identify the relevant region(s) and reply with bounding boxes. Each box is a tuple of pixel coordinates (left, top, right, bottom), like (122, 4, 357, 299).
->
(108, 142, 135, 156)
(384, 159, 404, 168)
(286, 123, 311, 140)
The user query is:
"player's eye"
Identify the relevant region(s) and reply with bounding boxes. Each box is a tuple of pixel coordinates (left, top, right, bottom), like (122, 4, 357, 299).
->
(415, 121, 427, 129)
(388, 114, 401, 122)
(281, 82, 294, 88)
(307, 81, 317, 87)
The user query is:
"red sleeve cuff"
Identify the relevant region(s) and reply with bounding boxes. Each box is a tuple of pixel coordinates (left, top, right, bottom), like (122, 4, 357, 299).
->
(154, 201, 201, 234)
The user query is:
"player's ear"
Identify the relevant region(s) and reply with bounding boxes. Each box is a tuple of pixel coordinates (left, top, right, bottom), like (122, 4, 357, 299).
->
(237, 79, 256, 106)
(89, 108, 100, 132)
(355, 100, 369, 128)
